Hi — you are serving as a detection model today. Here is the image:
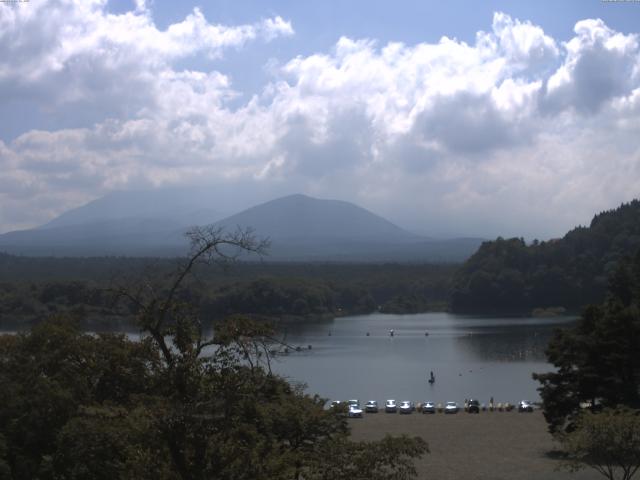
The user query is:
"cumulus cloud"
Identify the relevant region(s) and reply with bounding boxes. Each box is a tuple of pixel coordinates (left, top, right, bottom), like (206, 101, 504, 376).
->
(544, 19, 639, 113)
(483, 12, 559, 74)
(0, 1, 293, 118)
(0, 5, 639, 239)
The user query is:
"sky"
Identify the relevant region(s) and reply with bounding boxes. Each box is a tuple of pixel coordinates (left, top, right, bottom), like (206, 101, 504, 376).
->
(1, 0, 640, 239)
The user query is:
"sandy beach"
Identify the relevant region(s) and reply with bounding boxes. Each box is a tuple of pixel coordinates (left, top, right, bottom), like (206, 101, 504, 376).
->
(348, 410, 601, 480)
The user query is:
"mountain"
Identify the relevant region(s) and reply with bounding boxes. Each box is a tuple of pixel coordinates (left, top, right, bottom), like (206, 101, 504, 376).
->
(40, 188, 223, 230)
(0, 191, 482, 261)
(0, 218, 188, 257)
(211, 194, 482, 261)
(0, 188, 229, 256)
(215, 194, 419, 243)
(450, 199, 640, 313)
(213, 194, 484, 261)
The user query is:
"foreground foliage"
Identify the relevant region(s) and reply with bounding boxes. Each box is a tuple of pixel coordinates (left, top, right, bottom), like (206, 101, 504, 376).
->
(558, 408, 640, 480)
(534, 253, 640, 434)
(0, 227, 427, 480)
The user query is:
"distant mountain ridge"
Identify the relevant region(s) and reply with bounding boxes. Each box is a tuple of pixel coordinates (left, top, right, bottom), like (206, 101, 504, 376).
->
(0, 191, 482, 261)
(41, 189, 223, 230)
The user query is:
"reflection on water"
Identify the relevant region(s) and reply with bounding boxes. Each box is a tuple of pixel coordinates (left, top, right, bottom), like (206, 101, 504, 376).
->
(271, 312, 576, 405)
(452, 322, 557, 362)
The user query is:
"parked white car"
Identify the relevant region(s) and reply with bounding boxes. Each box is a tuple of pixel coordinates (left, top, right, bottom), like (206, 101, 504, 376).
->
(348, 404, 363, 418)
(444, 401, 459, 414)
(399, 401, 414, 414)
(385, 399, 397, 413)
(518, 400, 534, 412)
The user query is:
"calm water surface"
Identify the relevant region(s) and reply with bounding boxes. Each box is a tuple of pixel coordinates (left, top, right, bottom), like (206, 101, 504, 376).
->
(270, 312, 576, 406)
(1, 312, 576, 406)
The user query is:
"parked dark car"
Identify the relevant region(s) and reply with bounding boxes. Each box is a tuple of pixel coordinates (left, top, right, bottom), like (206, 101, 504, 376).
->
(365, 400, 379, 413)
(468, 399, 480, 413)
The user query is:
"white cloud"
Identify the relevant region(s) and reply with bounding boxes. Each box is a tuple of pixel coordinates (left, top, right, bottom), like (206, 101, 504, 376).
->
(544, 18, 639, 113)
(0, 1, 293, 116)
(0, 5, 638, 239)
(484, 12, 559, 73)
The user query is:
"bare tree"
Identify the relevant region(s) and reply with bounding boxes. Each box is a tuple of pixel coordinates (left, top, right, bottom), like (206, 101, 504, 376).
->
(112, 225, 270, 367)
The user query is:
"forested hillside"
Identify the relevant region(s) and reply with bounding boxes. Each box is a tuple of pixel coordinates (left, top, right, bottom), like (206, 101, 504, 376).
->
(451, 200, 640, 313)
(0, 257, 454, 328)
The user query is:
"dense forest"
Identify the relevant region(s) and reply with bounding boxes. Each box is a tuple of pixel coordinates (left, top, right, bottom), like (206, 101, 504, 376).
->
(0, 256, 454, 328)
(451, 200, 640, 313)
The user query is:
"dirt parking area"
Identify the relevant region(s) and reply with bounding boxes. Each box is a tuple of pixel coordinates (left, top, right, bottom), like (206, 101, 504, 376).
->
(348, 410, 601, 480)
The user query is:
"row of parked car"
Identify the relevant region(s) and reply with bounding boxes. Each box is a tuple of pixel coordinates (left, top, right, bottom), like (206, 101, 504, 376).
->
(331, 399, 535, 417)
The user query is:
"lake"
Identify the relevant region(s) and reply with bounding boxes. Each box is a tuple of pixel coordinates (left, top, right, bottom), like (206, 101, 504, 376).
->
(269, 312, 576, 406)
(0, 312, 576, 407)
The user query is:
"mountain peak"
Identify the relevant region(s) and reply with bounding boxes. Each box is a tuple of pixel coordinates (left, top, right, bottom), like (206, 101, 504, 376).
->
(281, 193, 313, 200)
(216, 194, 417, 242)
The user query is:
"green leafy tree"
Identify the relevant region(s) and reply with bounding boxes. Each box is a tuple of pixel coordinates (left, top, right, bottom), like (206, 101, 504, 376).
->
(0, 318, 161, 479)
(53, 406, 172, 480)
(558, 407, 640, 480)
(533, 257, 640, 433)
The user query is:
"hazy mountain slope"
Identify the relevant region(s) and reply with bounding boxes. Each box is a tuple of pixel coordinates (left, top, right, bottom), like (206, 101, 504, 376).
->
(42, 189, 222, 229)
(215, 194, 420, 242)
(0, 188, 225, 255)
(0, 218, 190, 256)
